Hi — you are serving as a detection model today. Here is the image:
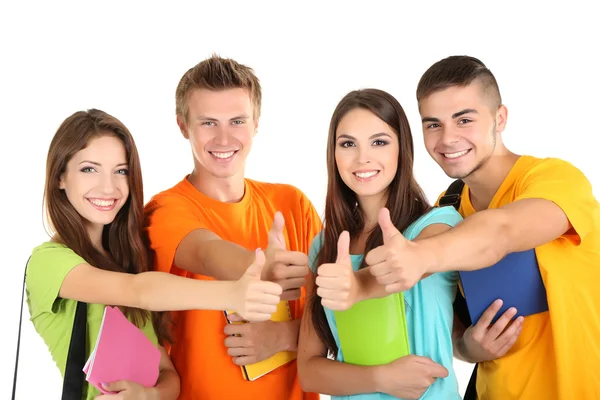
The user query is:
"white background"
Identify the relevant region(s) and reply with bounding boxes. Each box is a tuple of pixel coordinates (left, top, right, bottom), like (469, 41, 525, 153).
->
(1, 1, 598, 399)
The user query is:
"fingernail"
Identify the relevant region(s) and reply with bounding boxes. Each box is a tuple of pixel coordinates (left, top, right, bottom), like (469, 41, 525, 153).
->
(495, 299, 503, 305)
(255, 248, 261, 253)
(509, 307, 517, 313)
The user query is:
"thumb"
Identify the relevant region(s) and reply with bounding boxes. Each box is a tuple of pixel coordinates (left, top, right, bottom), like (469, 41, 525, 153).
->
(335, 231, 351, 266)
(245, 249, 266, 278)
(268, 211, 286, 249)
(378, 207, 400, 242)
(101, 380, 127, 392)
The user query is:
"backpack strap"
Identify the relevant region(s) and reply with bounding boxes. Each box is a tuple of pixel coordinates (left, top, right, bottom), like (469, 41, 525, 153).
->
(12, 258, 88, 400)
(438, 179, 465, 210)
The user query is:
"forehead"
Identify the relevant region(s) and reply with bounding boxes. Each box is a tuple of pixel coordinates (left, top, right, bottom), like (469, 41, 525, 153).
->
(187, 88, 253, 117)
(71, 135, 126, 163)
(419, 82, 489, 118)
(336, 108, 394, 137)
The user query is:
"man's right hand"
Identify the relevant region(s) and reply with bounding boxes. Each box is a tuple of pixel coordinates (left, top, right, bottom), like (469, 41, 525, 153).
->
(458, 299, 524, 363)
(374, 355, 448, 399)
(262, 211, 310, 301)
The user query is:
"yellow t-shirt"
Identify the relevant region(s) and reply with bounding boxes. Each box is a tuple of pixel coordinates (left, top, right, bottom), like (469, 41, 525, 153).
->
(439, 156, 600, 400)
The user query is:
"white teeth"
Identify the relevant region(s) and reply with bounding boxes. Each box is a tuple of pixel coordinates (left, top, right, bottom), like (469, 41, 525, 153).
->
(444, 150, 469, 159)
(211, 151, 235, 159)
(354, 171, 378, 179)
(89, 199, 114, 207)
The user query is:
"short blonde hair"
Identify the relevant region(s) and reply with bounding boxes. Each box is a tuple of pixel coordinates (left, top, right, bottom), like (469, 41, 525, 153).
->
(175, 54, 262, 123)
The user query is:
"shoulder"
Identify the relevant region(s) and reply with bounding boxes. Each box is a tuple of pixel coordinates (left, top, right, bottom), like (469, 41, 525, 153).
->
(404, 207, 463, 240)
(519, 155, 586, 179)
(145, 179, 199, 214)
(29, 242, 84, 265)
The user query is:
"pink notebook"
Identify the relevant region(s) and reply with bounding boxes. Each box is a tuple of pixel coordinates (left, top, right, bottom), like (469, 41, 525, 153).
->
(83, 306, 161, 394)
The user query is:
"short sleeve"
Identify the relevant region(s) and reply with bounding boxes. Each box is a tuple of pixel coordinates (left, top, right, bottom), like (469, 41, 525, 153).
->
(144, 194, 208, 276)
(404, 206, 463, 240)
(26, 243, 86, 316)
(514, 159, 598, 245)
(308, 233, 325, 274)
(298, 188, 323, 254)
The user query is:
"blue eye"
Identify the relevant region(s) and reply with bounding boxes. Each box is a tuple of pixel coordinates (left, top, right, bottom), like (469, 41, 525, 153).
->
(80, 167, 96, 173)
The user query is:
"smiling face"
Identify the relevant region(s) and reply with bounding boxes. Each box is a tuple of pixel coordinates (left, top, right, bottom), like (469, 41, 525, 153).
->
(419, 81, 507, 180)
(59, 134, 130, 233)
(334, 107, 400, 202)
(178, 87, 258, 180)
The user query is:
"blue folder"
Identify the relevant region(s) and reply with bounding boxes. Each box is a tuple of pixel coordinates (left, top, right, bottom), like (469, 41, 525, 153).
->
(459, 248, 549, 324)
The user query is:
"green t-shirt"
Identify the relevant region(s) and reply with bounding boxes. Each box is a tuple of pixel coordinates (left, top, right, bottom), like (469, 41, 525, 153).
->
(26, 242, 159, 400)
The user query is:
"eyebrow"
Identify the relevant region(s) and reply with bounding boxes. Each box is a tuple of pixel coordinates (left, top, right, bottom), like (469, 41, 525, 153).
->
(195, 114, 251, 121)
(421, 108, 478, 123)
(79, 161, 128, 167)
(337, 132, 392, 140)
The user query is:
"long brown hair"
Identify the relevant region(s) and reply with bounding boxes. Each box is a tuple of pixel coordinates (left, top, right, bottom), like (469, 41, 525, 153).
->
(310, 89, 431, 356)
(44, 109, 170, 342)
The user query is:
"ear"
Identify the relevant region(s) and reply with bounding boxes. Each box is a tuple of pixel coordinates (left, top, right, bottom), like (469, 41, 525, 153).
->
(253, 118, 259, 137)
(495, 105, 508, 134)
(176, 114, 189, 139)
(58, 174, 66, 190)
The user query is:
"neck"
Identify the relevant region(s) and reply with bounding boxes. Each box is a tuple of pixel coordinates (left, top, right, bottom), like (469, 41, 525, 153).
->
(357, 192, 387, 232)
(188, 167, 246, 203)
(86, 223, 105, 252)
(463, 151, 520, 210)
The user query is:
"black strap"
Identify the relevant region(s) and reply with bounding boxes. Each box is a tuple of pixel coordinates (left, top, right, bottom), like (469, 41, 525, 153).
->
(12, 258, 88, 400)
(438, 180, 478, 400)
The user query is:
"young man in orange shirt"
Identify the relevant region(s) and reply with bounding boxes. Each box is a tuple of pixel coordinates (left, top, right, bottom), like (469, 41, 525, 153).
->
(315, 56, 600, 399)
(144, 55, 322, 400)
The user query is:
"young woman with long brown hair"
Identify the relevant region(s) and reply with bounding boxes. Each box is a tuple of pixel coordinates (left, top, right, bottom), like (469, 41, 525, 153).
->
(297, 89, 463, 399)
(25, 109, 282, 399)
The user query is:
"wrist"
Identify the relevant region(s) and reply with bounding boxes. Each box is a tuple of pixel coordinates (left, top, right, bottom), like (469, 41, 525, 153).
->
(277, 319, 300, 352)
(371, 364, 387, 393)
(144, 387, 159, 400)
(415, 238, 443, 274)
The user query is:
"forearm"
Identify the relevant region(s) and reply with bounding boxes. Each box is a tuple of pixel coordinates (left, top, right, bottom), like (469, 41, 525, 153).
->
(299, 356, 380, 395)
(424, 209, 513, 273)
(197, 240, 256, 280)
(146, 368, 180, 400)
(133, 272, 236, 311)
(277, 319, 301, 352)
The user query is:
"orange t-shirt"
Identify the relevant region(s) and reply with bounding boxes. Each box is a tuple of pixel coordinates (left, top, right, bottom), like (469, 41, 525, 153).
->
(439, 156, 600, 400)
(144, 176, 322, 400)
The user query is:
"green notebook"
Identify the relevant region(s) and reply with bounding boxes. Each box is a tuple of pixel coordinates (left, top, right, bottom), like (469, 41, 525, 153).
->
(334, 292, 410, 366)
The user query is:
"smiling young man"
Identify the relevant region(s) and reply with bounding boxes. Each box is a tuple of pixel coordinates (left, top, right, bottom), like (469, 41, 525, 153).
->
(378, 56, 600, 399)
(143, 55, 322, 400)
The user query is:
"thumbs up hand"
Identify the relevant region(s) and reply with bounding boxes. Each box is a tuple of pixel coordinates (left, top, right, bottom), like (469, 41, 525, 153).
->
(263, 211, 310, 301)
(366, 207, 425, 293)
(315, 231, 359, 311)
(233, 249, 283, 322)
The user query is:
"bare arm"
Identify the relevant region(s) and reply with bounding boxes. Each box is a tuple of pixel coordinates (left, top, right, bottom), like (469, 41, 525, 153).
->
(422, 199, 570, 273)
(58, 253, 282, 322)
(355, 223, 453, 301)
(175, 228, 255, 280)
(297, 274, 380, 395)
(146, 345, 180, 399)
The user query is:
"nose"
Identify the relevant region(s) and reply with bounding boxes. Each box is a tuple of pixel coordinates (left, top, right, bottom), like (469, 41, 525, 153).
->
(99, 172, 118, 195)
(355, 145, 372, 165)
(213, 125, 232, 146)
(439, 125, 460, 146)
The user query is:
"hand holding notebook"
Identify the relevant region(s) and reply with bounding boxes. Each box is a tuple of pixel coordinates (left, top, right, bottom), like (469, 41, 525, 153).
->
(83, 306, 161, 395)
(224, 300, 296, 381)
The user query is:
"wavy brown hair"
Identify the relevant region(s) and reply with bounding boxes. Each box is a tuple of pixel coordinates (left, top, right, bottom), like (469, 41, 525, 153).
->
(44, 109, 170, 342)
(310, 89, 431, 356)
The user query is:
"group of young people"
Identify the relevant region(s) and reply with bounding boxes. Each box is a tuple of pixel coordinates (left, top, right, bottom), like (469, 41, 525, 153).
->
(24, 54, 600, 400)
